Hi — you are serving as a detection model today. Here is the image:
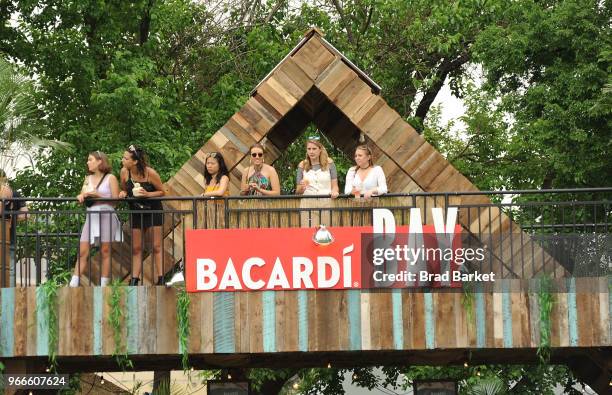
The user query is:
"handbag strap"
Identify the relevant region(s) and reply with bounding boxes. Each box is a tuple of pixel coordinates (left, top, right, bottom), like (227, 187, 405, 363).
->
(93, 173, 107, 190)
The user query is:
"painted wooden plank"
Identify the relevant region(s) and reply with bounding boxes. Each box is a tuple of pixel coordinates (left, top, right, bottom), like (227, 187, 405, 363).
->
(434, 292, 455, 349)
(156, 287, 178, 354)
(360, 291, 372, 350)
(26, 288, 38, 356)
(1, 287, 15, 357)
(284, 290, 299, 352)
(492, 290, 504, 348)
(101, 287, 115, 356)
(13, 287, 27, 356)
(200, 292, 214, 354)
(400, 291, 414, 349)
(510, 291, 525, 348)
(369, 290, 391, 350)
(575, 278, 593, 347)
(598, 277, 609, 345)
(424, 292, 435, 349)
(475, 289, 486, 348)
(76, 287, 94, 355)
(337, 290, 350, 351)
(567, 278, 578, 346)
(213, 292, 235, 353)
(298, 290, 308, 352)
(262, 291, 276, 352)
(248, 291, 263, 353)
(347, 289, 361, 351)
(35, 287, 49, 356)
(232, 291, 244, 353)
(392, 289, 403, 350)
(412, 292, 426, 349)
(58, 287, 71, 355)
(187, 293, 202, 353)
(93, 287, 103, 355)
(139, 286, 157, 355)
(126, 287, 138, 354)
(502, 286, 512, 348)
(485, 288, 495, 348)
(454, 292, 469, 348)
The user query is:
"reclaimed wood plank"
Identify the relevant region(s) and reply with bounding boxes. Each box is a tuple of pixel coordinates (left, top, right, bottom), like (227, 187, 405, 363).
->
(12, 287, 27, 356)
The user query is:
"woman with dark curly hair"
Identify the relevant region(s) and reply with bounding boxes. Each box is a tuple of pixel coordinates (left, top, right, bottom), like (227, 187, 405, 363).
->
(119, 145, 165, 286)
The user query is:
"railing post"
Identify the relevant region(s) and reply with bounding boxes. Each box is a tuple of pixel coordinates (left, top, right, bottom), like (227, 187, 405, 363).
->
(192, 197, 198, 229)
(35, 230, 42, 286)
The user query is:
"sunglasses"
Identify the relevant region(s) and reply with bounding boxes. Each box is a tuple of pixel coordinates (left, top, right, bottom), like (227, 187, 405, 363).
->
(251, 152, 264, 158)
(207, 152, 219, 159)
(307, 135, 320, 141)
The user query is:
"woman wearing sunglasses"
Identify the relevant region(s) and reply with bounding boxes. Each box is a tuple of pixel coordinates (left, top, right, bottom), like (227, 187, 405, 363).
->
(119, 145, 165, 286)
(240, 143, 280, 196)
(202, 152, 230, 197)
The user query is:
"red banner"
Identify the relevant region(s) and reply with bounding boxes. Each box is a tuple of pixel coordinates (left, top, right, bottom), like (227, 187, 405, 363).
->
(186, 226, 369, 292)
(185, 225, 466, 292)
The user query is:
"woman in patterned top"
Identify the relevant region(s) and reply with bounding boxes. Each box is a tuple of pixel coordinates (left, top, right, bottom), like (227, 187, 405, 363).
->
(240, 143, 280, 196)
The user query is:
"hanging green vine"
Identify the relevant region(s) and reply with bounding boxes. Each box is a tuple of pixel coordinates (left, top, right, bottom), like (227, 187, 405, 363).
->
(176, 286, 191, 371)
(536, 275, 554, 364)
(461, 282, 476, 330)
(37, 272, 69, 372)
(108, 280, 132, 370)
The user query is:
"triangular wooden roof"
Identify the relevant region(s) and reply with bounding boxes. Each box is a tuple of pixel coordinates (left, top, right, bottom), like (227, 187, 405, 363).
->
(158, 28, 564, 279)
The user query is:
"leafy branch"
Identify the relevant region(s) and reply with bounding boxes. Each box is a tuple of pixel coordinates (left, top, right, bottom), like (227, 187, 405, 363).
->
(176, 286, 191, 371)
(108, 280, 133, 371)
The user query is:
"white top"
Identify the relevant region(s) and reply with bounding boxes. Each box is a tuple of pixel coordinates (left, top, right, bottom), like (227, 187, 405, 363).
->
(344, 165, 388, 195)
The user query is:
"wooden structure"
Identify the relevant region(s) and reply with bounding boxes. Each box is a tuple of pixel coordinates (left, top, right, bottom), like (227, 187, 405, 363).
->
(145, 28, 563, 280)
(0, 279, 610, 393)
(76, 28, 566, 285)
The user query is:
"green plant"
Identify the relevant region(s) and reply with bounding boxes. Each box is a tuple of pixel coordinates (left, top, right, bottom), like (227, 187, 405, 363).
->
(108, 280, 133, 370)
(176, 286, 191, 371)
(461, 282, 476, 330)
(37, 271, 70, 372)
(467, 376, 508, 395)
(536, 275, 554, 364)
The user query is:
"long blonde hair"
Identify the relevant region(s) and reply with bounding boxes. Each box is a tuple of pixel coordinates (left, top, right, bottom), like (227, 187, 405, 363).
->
(302, 140, 331, 172)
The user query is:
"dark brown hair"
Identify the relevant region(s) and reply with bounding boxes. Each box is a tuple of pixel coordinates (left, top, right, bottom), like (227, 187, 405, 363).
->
(88, 151, 112, 174)
(126, 145, 148, 176)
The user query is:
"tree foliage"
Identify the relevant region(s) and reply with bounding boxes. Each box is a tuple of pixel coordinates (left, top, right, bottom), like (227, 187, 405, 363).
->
(0, 0, 609, 393)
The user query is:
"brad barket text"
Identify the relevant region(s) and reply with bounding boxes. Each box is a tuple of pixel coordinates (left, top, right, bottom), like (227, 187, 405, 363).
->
(372, 269, 496, 283)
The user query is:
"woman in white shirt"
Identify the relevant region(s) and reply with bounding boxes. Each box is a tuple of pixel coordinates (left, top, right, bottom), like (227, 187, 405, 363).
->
(295, 138, 339, 198)
(344, 145, 388, 198)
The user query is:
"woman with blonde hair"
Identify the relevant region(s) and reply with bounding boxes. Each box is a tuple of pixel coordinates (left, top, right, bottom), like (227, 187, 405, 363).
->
(344, 145, 387, 198)
(69, 151, 122, 287)
(295, 137, 339, 198)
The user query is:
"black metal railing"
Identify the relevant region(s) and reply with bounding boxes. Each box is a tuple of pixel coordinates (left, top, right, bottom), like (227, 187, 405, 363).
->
(1, 188, 610, 287)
